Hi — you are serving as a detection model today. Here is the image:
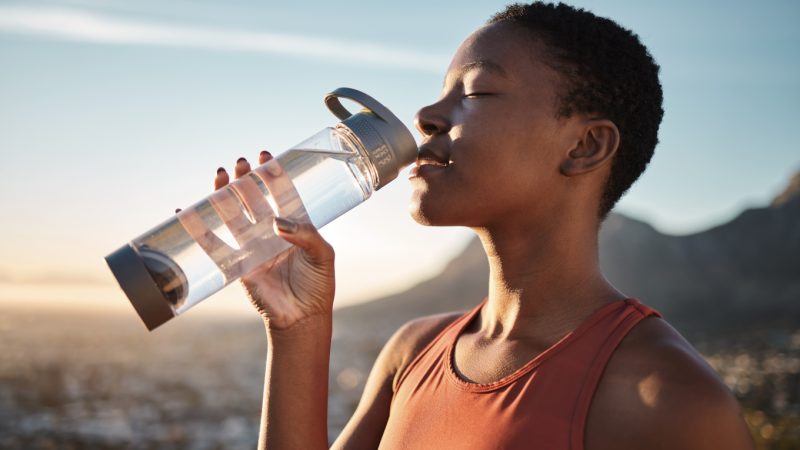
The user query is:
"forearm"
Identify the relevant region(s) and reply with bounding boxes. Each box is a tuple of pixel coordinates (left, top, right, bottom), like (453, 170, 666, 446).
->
(258, 314, 332, 450)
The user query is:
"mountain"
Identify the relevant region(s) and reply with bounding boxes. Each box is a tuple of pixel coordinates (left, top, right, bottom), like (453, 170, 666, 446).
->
(334, 171, 800, 342)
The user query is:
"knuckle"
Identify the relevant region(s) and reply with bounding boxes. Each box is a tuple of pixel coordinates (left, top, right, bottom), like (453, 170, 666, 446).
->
(322, 242, 335, 259)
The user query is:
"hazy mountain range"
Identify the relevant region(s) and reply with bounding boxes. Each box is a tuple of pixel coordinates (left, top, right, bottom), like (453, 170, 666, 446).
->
(334, 171, 800, 341)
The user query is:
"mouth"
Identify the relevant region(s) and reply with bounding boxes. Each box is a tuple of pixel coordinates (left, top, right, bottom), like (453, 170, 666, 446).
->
(409, 145, 451, 179)
(416, 158, 450, 168)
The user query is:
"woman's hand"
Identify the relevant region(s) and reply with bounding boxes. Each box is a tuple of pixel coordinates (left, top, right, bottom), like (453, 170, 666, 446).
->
(215, 151, 336, 331)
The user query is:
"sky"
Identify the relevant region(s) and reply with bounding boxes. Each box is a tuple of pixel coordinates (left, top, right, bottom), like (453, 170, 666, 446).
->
(0, 0, 798, 319)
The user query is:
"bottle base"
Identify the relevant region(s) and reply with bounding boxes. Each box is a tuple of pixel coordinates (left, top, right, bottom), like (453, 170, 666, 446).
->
(105, 244, 178, 331)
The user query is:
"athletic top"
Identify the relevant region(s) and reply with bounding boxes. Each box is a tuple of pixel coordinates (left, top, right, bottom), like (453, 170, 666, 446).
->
(378, 298, 661, 450)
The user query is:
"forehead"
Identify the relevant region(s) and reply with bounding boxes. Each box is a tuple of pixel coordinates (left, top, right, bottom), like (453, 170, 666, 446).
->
(445, 22, 555, 87)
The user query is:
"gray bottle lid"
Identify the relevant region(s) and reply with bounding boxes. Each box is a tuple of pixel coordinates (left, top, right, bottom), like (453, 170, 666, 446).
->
(324, 88, 417, 190)
(106, 243, 175, 331)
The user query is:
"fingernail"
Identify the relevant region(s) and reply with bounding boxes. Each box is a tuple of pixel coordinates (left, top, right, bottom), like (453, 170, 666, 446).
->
(237, 157, 247, 164)
(217, 167, 226, 174)
(260, 150, 272, 157)
(175, 208, 182, 214)
(274, 217, 298, 234)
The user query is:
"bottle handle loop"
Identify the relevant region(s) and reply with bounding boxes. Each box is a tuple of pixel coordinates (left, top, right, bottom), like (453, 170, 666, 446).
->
(324, 87, 395, 123)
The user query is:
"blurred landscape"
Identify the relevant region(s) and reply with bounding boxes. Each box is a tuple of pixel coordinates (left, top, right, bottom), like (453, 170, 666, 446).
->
(1, 171, 798, 449)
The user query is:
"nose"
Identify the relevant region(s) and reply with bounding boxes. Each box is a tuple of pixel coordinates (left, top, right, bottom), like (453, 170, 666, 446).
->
(414, 101, 451, 137)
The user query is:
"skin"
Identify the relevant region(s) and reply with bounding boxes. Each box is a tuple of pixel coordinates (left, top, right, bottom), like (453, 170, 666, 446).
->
(216, 21, 754, 450)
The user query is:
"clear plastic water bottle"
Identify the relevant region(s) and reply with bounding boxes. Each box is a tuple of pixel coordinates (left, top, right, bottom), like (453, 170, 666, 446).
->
(105, 88, 416, 330)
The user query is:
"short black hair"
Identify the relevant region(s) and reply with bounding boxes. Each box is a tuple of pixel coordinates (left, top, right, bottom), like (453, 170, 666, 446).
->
(489, 2, 664, 220)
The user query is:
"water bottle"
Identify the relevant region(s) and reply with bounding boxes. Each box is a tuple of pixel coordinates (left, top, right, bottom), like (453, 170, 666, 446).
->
(105, 88, 416, 330)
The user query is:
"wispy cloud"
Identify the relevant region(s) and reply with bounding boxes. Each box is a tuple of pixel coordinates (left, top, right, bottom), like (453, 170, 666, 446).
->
(0, 6, 449, 73)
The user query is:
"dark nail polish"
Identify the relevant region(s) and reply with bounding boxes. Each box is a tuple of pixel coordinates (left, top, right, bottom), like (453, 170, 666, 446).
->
(237, 157, 247, 164)
(175, 208, 182, 214)
(274, 217, 298, 234)
(217, 167, 226, 174)
(260, 150, 272, 156)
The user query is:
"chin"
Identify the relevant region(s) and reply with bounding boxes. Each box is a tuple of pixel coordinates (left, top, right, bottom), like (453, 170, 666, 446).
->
(408, 200, 434, 226)
(408, 198, 466, 227)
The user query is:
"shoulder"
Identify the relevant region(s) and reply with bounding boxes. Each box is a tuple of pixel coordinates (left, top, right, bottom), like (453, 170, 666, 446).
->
(381, 311, 466, 389)
(331, 311, 467, 449)
(586, 316, 755, 450)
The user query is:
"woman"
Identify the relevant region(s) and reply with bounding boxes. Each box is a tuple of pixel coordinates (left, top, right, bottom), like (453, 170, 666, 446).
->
(216, 3, 754, 449)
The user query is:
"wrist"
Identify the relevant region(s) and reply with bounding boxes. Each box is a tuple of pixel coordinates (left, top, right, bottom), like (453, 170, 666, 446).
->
(265, 311, 332, 345)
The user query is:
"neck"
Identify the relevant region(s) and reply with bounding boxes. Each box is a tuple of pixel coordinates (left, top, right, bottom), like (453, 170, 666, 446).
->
(472, 212, 625, 342)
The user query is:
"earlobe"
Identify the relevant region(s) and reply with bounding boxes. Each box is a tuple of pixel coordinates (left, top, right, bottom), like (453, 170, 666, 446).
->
(559, 119, 620, 177)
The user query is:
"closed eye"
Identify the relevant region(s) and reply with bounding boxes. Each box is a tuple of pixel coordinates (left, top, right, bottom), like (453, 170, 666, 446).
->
(464, 92, 492, 99)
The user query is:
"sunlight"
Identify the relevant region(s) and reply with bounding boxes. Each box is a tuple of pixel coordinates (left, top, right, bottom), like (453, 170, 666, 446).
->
(637, 372, 663, 408)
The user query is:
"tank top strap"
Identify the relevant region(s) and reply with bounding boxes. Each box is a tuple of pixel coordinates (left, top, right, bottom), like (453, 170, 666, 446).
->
(392, 298, 487, 393)
(569, 298, 662, 450)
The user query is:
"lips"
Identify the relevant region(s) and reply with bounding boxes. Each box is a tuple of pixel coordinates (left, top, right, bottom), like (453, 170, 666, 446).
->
(409, 160, 448, 178)
(409, 145, 450, 179)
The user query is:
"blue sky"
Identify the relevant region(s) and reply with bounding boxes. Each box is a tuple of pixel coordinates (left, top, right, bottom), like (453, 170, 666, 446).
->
(0, 0, 798, 313)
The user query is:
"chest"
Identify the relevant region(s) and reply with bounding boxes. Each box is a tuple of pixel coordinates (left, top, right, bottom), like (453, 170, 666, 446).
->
(383, 300, 654, 450)
(386, 334, 645, 450)
(451, 333, 552, 384)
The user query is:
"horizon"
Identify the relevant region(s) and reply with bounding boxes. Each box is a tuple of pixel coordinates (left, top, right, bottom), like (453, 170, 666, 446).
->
(0, 171, 795, 318)
(0, 0, 798, 314)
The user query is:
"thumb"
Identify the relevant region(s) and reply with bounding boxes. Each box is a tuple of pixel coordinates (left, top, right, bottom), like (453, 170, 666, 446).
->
(273, 218, 334, 265)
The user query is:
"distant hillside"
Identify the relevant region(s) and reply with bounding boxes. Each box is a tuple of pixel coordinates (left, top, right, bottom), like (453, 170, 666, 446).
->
(334, 171, 800, 341)
(600, 173, 800, 335)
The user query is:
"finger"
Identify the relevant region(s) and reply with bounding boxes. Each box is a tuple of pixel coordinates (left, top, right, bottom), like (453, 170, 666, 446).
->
(258, 150, 273, 165)
(273, 218, 334, 265)
(214, 167, 229, 190)
(235, 157, 251, 179)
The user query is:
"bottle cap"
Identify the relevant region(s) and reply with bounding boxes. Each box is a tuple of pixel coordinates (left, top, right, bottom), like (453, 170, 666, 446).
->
(105, 244, 177, 331)
(324, 88, 417, 190)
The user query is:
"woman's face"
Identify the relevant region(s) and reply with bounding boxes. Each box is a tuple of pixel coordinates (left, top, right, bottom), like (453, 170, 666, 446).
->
(409, 22, 577, 229)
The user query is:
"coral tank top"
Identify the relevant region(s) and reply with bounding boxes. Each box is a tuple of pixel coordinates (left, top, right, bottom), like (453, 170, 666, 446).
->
(378, 298, 661, 450)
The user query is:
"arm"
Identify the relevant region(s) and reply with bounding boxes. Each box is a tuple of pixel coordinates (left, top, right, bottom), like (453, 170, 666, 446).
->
(634, 351, 755, 450)
(587, 317, 756, 450)
(250, 220, 336, 450)
(250, 219, 335, 450)
(261, 315, 332, 449)
(216, 154, 336, 450)
(646, 340, 755, 450)
(332, 313, 463, 449)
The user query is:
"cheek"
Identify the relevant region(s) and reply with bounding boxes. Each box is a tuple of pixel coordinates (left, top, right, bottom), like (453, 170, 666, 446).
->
(459, 105, 547, 155)
(496, 113, 563, 179)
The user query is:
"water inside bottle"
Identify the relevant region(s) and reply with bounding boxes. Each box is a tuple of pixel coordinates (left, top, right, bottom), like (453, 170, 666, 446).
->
(133, 213, 227, 315)
(131, 146, 373, 317)
(279, 149, 374, 228)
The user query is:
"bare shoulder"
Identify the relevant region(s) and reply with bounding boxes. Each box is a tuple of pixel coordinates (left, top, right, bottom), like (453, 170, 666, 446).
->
(385, 311, 466, 387)
(586, 316, 755, 450)
(331, 310, 467, 449)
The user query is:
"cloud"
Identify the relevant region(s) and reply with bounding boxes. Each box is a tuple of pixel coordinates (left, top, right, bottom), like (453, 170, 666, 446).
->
(0, 5, 449, 73)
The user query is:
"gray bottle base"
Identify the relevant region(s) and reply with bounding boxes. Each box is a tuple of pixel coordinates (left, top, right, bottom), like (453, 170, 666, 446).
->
(105, 244, 177, 331)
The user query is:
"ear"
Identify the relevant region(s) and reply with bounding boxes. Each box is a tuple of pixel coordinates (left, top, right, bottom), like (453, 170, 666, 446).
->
(559, 119, 620, 177)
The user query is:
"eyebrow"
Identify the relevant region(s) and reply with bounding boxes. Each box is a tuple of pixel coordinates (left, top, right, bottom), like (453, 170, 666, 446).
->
(444, 60, 508, 88)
